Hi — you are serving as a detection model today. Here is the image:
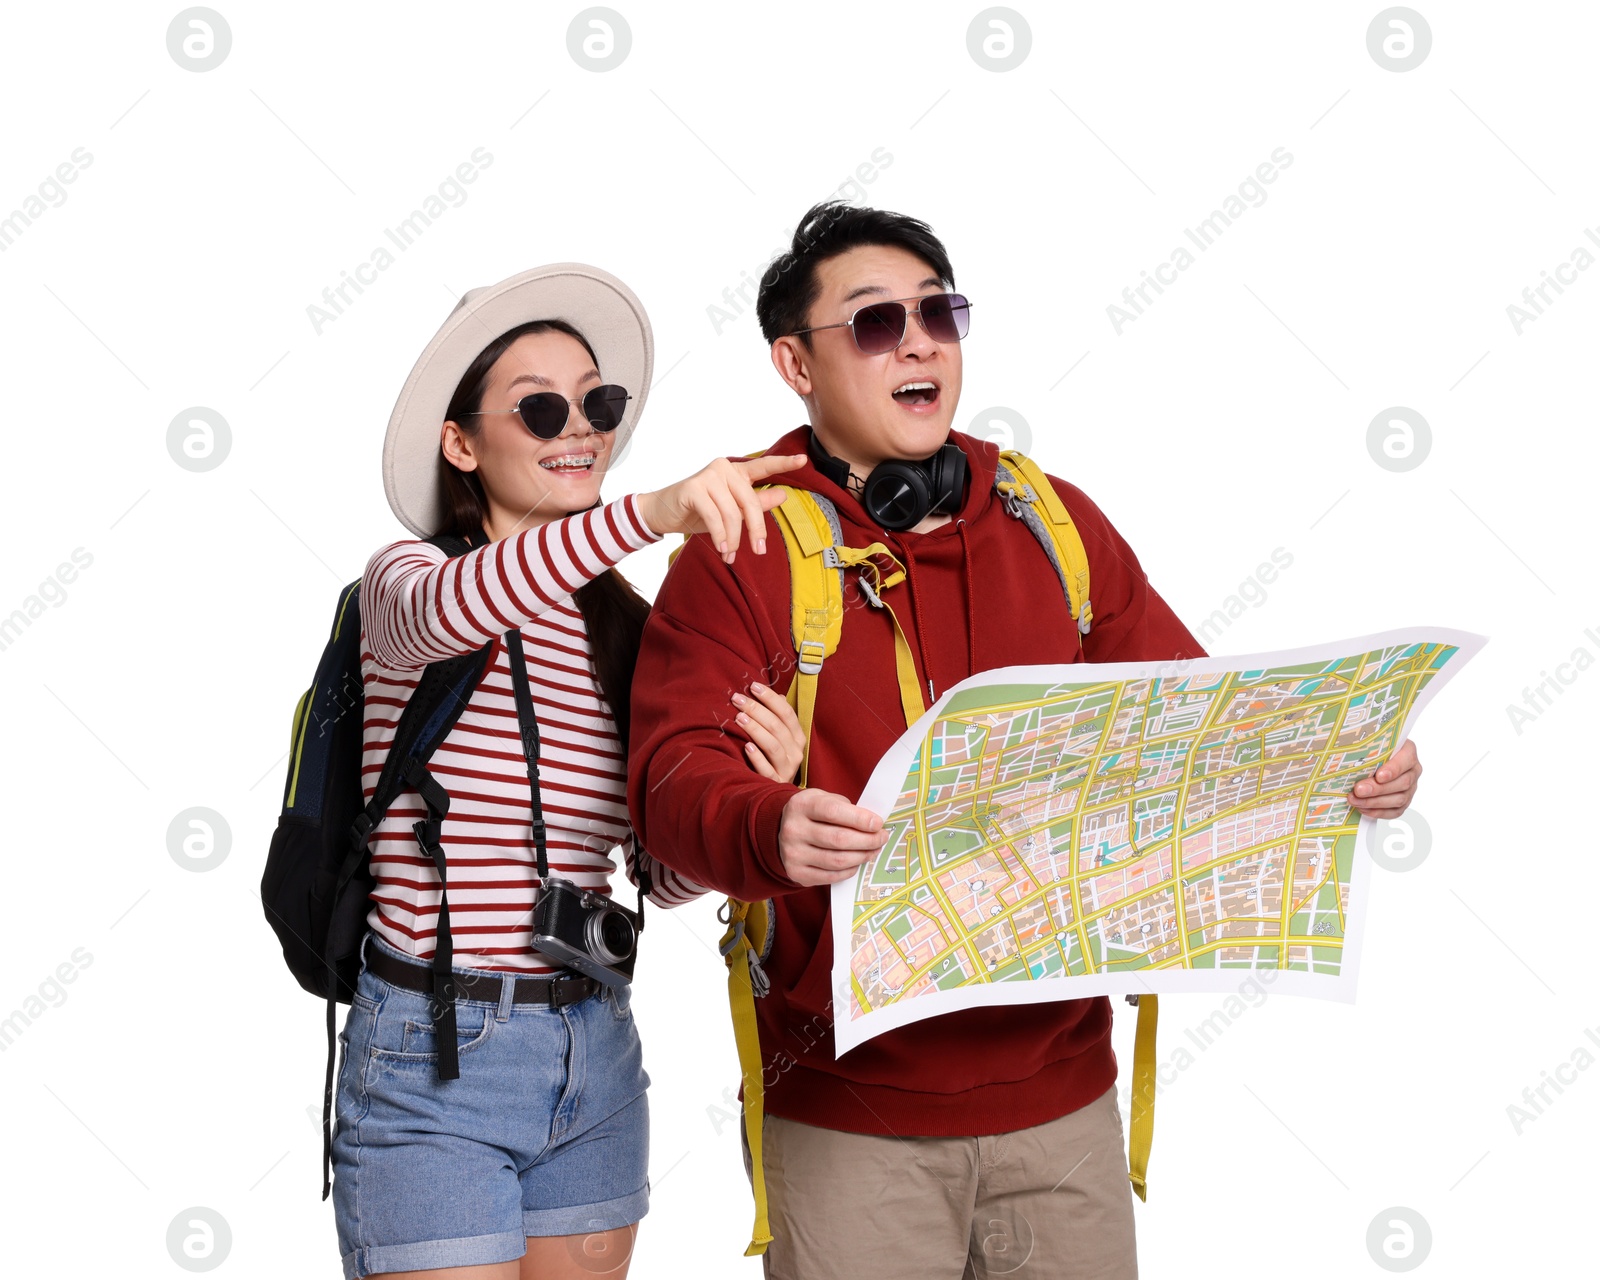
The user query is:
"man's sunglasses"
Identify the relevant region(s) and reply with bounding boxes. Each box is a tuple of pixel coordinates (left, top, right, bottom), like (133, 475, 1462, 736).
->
(460, 384, 631, 440)
(789, 292, 972, 355)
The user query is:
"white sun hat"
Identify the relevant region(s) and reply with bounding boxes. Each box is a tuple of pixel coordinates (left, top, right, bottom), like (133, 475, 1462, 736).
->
(381, 262, 654, 538)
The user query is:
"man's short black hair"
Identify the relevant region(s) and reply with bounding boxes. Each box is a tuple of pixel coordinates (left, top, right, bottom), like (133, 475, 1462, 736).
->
(755, 201, 956, 347)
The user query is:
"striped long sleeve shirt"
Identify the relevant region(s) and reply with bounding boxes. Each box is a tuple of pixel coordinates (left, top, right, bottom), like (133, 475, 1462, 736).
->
(358, 494, 704, 973)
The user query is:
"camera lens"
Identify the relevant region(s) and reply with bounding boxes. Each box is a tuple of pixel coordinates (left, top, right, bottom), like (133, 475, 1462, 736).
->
(586, 907, 636, 965)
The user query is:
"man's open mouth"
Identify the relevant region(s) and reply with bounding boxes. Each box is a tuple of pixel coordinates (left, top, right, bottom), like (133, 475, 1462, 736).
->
(891, 380, 939, 407)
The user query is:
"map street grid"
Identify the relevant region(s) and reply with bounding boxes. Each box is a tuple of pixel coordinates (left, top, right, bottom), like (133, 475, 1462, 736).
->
(830, 629, 1484, 1055)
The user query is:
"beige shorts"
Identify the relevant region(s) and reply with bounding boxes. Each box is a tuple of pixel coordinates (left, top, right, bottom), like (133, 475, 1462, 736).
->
(742, 1086, 1138, 1280)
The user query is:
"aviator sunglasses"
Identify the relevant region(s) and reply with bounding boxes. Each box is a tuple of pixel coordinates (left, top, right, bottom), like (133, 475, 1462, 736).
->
(789, 291, 972, 355)
(461, 383, 632, 439)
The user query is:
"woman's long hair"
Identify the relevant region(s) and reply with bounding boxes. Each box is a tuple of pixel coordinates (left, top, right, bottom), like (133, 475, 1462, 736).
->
(435, 319, 653, 751)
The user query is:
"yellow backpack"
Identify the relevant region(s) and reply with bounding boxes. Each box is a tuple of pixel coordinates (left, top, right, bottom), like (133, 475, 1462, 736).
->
(675, 449, 1158, 1255)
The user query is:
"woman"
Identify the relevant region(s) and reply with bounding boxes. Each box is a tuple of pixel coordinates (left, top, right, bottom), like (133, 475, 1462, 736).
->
(332, 264, 806, 1280)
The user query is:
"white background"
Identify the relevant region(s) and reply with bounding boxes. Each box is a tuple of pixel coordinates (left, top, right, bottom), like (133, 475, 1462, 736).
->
(1, 2, 1594, 1276)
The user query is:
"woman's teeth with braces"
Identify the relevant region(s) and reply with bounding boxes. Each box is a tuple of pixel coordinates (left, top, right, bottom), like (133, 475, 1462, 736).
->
(540, 454, 595, 470)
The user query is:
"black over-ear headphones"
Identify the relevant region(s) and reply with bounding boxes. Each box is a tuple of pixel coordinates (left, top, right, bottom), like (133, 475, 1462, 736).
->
(807, 432, 968, 532)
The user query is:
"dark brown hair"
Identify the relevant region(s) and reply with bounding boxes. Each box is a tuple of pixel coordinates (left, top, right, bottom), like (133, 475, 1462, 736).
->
(435, 318, 652, 750)
(755, 200, 955, 346)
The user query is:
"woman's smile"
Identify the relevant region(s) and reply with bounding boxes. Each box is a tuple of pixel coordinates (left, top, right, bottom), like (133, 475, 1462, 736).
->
(538, 447, 599, 473)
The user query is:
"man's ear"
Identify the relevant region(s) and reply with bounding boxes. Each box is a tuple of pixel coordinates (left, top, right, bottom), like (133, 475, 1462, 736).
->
(441, 420, 478, 471)
(770, 336, 812, 397)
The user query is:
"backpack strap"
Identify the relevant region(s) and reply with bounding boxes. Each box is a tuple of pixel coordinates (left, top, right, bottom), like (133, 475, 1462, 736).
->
(707, 484, 823, 1255)
(402, 756, 462, 1079)
(994, 449, 1094, 643)
(772, 487, 927, 745)
(718, 896, 775, 1256)
(718, 483, 941, 1255)
(1128, 992, 1159, 1201)
(699, 474, 844, 1254)
(767, 487, 843, 782)
(320, 531, 492, 1199)
(341, 530, 483, 866)
(321, 641, 495, 1194)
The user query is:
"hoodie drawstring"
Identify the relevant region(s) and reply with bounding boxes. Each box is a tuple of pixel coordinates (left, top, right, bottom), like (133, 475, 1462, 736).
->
(899, 544, 930, 704)
(900, 521, 977, 705)
(958, 518, 976, 679)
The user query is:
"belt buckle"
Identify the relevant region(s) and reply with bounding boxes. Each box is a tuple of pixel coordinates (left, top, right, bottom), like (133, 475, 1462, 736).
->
(548, 975, 588, 1008)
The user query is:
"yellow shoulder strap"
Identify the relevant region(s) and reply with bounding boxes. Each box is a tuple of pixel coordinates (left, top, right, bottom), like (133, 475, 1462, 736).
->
(720, 482, 846, 1255)
(768, 488, 843, 787)
(995, 448, 1094, 637)
(1127, 993, 1158, 1201)
(722, 482, 937, 1255)
(718, 897, 774, 1255)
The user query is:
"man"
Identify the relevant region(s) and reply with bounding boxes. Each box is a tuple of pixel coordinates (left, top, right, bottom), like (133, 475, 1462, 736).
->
(627, 201, 1422, 1278)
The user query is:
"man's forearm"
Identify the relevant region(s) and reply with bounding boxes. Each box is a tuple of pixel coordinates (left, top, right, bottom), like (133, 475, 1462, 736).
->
(630, 738, 801, 900)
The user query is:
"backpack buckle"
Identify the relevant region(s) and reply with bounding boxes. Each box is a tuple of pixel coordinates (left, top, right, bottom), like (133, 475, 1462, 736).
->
(998, 476, 1038, 514)
(797, 639, 827, 675)
(348, 812, 375, 851)
(412, 818, 444, 859)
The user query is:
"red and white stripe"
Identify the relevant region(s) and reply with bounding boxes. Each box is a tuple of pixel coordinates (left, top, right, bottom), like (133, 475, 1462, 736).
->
(358, 494, 703, 973)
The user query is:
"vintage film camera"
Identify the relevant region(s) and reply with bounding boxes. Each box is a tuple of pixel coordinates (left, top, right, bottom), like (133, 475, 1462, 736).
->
(531, 875, 640, 987)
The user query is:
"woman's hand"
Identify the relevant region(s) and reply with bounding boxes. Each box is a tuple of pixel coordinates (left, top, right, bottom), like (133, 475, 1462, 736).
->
(637, 454, 807, 565)
(730, 682, 807, 782)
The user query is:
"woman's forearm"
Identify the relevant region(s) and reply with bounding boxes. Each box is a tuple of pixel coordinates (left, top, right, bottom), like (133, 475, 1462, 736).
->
(361, 493, 660, 669)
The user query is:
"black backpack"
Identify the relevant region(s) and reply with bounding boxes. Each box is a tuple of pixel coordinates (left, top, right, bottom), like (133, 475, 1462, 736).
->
(260, 530, 495, 1196)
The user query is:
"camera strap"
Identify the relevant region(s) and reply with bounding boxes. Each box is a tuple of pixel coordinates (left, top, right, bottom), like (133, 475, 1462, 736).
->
(505, 627, 648, 922)
(504, 629, 551, 883)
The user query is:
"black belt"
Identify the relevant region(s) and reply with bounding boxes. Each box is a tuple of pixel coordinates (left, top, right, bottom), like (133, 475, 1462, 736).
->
(367, 943, 600, 1008)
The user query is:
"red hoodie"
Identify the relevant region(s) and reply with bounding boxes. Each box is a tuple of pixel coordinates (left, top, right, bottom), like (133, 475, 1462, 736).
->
(627, 425, 1206, 1136)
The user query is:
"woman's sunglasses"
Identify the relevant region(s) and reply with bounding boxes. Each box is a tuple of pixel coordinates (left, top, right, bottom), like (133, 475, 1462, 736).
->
(461, 383, 631, 440)
(789, 292, 972, 355)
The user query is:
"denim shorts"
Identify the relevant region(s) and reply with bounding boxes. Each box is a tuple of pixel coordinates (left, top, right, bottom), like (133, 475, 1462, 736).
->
(331, 932, 651, 1279)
